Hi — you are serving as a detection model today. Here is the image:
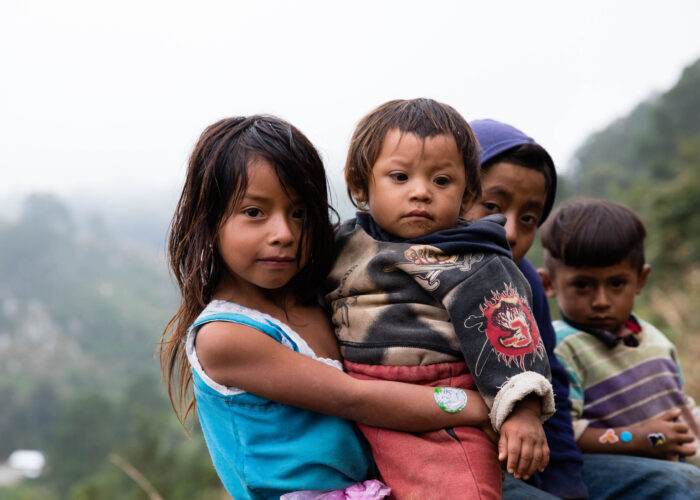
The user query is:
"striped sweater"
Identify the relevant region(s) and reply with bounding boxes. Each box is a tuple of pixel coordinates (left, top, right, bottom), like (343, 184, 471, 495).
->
(553, 317, 690, 440)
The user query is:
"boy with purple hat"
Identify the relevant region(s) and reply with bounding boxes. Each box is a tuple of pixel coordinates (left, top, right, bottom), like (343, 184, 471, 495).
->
(466, 119, 700, 499)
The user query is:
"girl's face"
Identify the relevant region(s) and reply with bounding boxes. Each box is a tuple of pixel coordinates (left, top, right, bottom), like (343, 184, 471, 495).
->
(216, 157, 308, 295)
(464, 162, 546, 264)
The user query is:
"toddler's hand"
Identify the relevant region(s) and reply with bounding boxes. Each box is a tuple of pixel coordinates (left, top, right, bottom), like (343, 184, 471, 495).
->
(498, 396, 549, 480)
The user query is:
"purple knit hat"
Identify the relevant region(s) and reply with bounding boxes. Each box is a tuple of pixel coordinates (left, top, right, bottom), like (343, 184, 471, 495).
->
(470, 119, 557, 225)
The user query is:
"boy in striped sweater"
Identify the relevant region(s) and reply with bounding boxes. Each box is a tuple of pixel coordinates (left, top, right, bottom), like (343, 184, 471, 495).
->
(539, 198, 700, 465)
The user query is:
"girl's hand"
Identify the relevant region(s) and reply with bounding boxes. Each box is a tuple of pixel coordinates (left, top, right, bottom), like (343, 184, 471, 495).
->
(498, 395, 549, 480)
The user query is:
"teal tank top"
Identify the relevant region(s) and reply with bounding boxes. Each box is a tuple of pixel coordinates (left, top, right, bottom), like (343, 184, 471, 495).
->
(186, 300, 373, 500)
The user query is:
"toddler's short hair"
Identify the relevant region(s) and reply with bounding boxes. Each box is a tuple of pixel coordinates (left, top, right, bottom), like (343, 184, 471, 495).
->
(345, 98, 480, 208)
(540, 198, 647, 274)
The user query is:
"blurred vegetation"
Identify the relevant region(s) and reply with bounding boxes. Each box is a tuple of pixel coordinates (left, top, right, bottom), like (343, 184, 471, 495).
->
(0, 193, 226, 498)
(1, 57, 699, 497)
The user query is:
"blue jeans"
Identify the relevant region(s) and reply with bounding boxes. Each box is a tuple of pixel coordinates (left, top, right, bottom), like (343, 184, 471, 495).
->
(503, 454, 700, 500)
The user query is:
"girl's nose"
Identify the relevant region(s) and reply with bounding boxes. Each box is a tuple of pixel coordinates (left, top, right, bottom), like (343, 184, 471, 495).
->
(268, 214, 295, 245)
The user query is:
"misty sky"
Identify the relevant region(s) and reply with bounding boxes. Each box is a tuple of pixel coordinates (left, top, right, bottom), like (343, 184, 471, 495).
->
(2, 0, 700, 216)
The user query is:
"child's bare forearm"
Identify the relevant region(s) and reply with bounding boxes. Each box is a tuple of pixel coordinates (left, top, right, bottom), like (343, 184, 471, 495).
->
(577, 410, 697, 460)
(348, 380, 490, 432)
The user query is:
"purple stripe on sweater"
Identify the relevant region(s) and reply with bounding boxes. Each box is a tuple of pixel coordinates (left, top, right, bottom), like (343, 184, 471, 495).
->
(583, 357, 679, 402)
(586, 390, 687, 428)
(584, 373, 682, 419)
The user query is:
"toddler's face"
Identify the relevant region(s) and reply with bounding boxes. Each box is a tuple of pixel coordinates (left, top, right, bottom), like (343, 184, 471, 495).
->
(464, 162, 546, 264)
(356, 129, 466, 239)
(544, 259, 649, 335)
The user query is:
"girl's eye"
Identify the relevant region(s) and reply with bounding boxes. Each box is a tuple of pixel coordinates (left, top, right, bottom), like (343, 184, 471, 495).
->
(292, 207, 306, 219)
(389, 173, 408, 182)
(434, 176, 451, 186)
(243, 207, 263, 218)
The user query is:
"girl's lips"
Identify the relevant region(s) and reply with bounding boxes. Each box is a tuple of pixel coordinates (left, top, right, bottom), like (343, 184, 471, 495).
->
(259, 257, 294, 268)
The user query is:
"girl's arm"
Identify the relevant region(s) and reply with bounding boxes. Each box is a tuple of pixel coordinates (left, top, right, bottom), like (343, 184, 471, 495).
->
(196, 320, 490, 432)
(576, 408, 696, 460)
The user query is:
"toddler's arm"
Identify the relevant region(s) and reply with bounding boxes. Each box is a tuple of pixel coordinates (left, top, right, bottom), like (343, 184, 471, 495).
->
(196, 320, 491, 432)
(498, 394, 549, 479)
(576, 408, 697, 460)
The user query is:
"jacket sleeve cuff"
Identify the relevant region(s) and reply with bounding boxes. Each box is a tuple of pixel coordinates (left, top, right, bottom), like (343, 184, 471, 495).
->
(490, 371, 555, 431)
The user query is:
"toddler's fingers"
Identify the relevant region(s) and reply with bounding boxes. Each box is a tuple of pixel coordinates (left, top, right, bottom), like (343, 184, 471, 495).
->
(539, 442, 550, 472)
(498, 434, 508, 462)
(506, 439, 522, 478)
(517, 442, 535, 479)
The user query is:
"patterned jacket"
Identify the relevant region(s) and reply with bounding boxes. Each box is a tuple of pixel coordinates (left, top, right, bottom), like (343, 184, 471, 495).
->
(325, 213, 554, 430)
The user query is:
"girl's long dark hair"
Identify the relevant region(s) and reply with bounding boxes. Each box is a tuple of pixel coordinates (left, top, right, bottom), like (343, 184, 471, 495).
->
(160, 115, 336, 427)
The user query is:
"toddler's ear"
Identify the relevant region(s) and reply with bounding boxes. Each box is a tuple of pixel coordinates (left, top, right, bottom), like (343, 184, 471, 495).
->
(350, 187, 367, 206)
(636, 264, 651, 294)
(537, 268, 557, 298)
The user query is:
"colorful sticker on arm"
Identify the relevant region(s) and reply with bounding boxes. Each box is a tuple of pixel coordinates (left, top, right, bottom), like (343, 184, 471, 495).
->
(620, 431, 633, 442)
(434, 387, 467, 413)
(598, 428, 619, 444)
(648, 433, 666, 446)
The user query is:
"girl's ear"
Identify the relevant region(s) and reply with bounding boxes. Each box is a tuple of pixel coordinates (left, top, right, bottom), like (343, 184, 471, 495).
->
(636, 264, 651, 294)
(537, 268, 557, 298)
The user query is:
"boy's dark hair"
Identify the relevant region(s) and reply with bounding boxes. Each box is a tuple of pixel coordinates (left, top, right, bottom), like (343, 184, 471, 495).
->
(483, 144, 556, 225)
(162, 115, 336, 427)
(345, 98, 481, 209)
(540, 198, 647, 275)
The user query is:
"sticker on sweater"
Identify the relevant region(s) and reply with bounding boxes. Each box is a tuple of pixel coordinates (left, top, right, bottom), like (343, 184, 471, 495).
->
(599, 428, 619, 444)
(648, 433, 666, 446)
(466, 284, 546, 374)
(434, 387, 467, 413)
(385, 246, 484, 291)
(620, 431, 633, 442)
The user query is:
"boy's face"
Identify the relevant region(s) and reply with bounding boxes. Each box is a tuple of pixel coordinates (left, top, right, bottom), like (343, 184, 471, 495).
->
(354, 128, 466, 239)
(540, 259, 651, 335)
(463, 162, 546, 264)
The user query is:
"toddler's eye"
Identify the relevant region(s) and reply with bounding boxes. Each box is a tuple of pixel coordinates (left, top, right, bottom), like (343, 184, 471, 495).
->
(389, 173, 408, 182)
(434, 176, 451, 186)
(243, 207, 263, 218)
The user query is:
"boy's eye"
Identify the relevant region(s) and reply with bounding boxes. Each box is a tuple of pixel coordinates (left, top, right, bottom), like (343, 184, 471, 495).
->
(482, 202, 501, 213)
(243, 207, 263, 218)
(610, 278, 627, 288)
(572, 281, 590, 290)
(389, 172, 408, 182)
(434, 176, 451, 186)
(521, 214, 539, 227)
